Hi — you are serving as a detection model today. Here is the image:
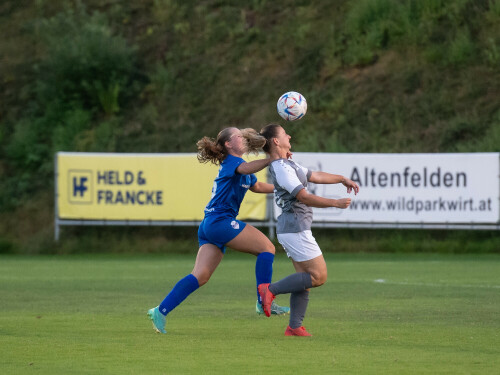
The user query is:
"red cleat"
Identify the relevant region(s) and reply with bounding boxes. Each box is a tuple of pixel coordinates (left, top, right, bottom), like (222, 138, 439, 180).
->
(257, 283, 275, 317)
(285, 326, 312, 337)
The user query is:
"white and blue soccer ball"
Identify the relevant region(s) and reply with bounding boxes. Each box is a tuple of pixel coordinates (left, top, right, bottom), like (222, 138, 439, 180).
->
(277, 91, 307, 121)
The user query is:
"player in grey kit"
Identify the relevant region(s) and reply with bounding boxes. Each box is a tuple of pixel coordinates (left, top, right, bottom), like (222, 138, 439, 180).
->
(257, 123, 359, 336)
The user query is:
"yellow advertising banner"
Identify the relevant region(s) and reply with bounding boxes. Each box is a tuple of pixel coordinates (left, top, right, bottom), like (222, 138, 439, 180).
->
(57, 153, 267, 221)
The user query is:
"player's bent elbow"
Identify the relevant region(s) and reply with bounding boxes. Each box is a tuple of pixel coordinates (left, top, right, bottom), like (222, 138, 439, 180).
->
(296, 190, 313, 206)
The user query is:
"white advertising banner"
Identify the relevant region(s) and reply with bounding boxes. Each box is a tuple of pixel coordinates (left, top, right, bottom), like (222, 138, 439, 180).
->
(281, 153, 499, 224)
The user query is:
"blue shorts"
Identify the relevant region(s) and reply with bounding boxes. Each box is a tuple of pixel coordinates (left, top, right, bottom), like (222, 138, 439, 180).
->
(198, 215, 246, 253)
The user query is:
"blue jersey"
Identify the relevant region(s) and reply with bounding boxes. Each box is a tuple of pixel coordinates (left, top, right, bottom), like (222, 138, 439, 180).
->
(204, 154, 257, 218)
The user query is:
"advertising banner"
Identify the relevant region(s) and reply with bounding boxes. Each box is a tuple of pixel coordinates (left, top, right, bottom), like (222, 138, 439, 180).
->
(284, 153, 499, 224)
(57, 153, 267, 221)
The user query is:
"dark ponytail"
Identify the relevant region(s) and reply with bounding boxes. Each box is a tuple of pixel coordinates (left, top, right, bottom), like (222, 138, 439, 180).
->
(259, 123, 282, 153)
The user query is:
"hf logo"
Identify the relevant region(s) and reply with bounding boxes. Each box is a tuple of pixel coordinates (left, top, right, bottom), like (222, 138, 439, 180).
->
(68, 170, 93, 204)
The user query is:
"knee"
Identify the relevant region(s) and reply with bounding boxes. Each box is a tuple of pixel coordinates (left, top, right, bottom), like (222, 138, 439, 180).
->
(311, 271, 327, 287)
(264, 242, 275, 254)
(257, 244, 275, 256)
(192, 271, 211, 287)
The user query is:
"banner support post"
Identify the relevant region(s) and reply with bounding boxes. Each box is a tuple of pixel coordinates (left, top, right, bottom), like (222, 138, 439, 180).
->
(54, 153, 60, 242)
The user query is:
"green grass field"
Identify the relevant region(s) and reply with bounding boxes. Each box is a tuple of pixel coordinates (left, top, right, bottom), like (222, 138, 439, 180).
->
(1, 252, 499, 374)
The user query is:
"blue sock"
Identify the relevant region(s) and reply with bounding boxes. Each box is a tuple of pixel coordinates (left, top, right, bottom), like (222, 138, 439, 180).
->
(158, 274, 199, 316)
(255, 252, 274, 304)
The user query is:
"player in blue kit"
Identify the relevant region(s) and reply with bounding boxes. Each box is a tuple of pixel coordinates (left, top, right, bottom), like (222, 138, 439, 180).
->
(147, 127, 288, 334)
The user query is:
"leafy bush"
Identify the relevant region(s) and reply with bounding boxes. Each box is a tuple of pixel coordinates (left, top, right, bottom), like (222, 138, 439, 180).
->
(447, 29, 475, 66)
(36, 4, 137, 115)
(0, 0, 499, 252)
(0, 237, 14, 254)
(1, 3, 139, 211)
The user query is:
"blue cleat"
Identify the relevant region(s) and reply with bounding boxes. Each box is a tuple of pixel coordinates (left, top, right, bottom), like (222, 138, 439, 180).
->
(147, 306, 166, 334)
(256, 300, 290, 316)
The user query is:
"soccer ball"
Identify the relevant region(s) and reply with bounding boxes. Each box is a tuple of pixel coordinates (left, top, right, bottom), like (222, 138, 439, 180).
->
(277, 91, 307, 121)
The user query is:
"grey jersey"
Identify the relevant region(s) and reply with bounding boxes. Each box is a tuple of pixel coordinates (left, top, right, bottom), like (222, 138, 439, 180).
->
(269, 159, 313, 233)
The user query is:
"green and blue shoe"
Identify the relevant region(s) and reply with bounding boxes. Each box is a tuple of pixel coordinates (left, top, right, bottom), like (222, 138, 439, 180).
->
(256, 300, 290, 316)
(147, 306, 166, 334)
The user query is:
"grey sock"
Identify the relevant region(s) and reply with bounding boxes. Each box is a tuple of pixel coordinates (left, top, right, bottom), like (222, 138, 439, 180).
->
(289, 290, 309, 329)
(268, 272, 312, 295)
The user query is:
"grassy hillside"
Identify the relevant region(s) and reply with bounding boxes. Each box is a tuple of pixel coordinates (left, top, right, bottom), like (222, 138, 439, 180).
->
(1, 0, 499, 253)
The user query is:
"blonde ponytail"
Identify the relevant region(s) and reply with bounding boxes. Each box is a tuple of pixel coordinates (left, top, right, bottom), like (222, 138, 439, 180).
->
(196, 137, 225, 165)
(196, 127, 236, 165)
(241, 128, 266, 155)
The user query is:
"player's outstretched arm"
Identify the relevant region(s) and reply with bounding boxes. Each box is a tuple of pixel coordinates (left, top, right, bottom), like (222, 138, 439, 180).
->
(296, 189, 352, 209)
(309, 171, 344, 184)
(249, 182, 274, 194)
(236, 158, 271, 175)
(309, 172, 359, 195)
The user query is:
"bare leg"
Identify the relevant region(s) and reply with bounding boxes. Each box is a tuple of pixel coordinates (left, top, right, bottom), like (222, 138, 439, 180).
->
(227, 224, 276, 306)
(157, 244, 223, 317)
(287, 255, 327, 330)
(226, 224, 275, 255)
(191, 244, 224, 286)
(292, 254, 327, 287)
